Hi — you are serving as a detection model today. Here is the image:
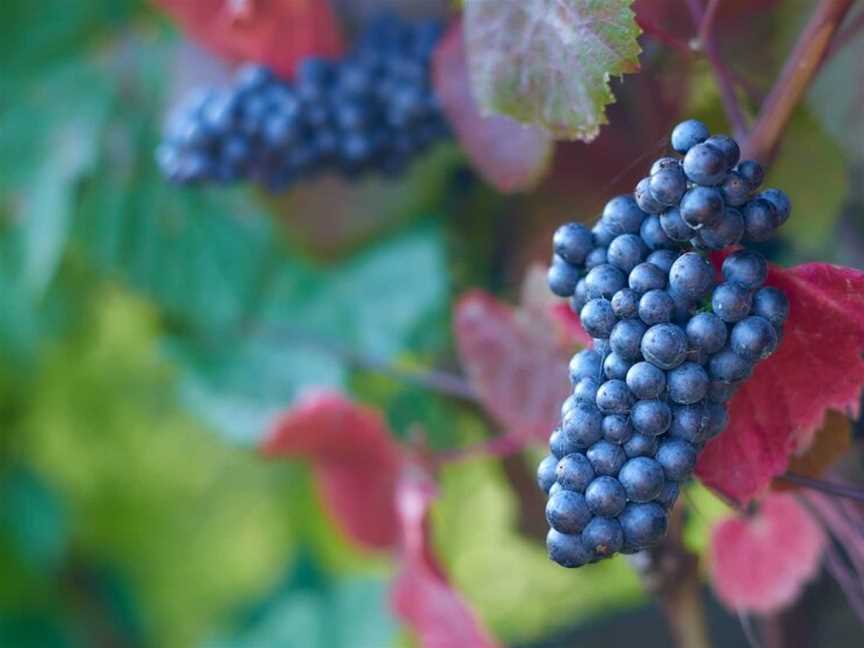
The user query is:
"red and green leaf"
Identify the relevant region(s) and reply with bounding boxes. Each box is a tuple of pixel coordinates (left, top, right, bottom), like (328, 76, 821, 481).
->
(710, 493, 826, 613)
(696, 262, 864, 504)
(155, 0, 344, 79)
(433, 20, 553, 192)
(261, 391, 402, 550)
(463, 0, 642, 140)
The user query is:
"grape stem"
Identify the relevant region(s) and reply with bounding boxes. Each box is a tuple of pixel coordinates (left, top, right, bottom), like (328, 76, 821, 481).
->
(697, 0, 750, 141)
(743, 0, 856, 162)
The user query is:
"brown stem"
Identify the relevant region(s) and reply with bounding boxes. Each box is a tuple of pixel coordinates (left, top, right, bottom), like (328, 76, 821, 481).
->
(743, 0, 855, 163)
(629, 501, 712, 648)
(699, 0, 749, 139)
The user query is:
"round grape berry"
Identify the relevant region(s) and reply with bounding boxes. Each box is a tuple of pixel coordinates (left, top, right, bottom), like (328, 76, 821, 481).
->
(737, 159, 764, 189)
(641, 323, 689, 370)
(721, 171, 751, 206)
(623, 433, 659, 458)
(704, 134, 740, 169)
(611, 288, 640, 319)
(650, 157, 681, 175)
(585, 476, 627, 516)
(669, 403, 709, 444)
(629, 262, 667, 293)
(635, 177, 665, 215)
(585, 264, 627, 299)
(697, 207, 744, 250)
(649, 166, 688, 206)
(730, 315, 778, 361)
(569, 349, 602, 383)
(680, 186, 725, 229)
(620, 502, 668, 551)
(638, 289, 675, 326)
(655, 481, 680, 510)
(554, 222, 594, 265)
(603, 353, 633, 380)
(669, 252, 715, 301)
(556, 453, 595, 492)
(586, 439, 627, 476)
(585, 247, 608, 270)
(753, 286, 789, 327)
(582, 517, 624, 557)
(546, 489, 592, 533)
(610, 319, 648, 361)
(549, 428, 566, 458)
(571, 279, 589, 312)
(602, 195, 647, 235)
(640, 215, 675, 250)
(667, 361, 710, 404)
(659, 207, 693, 242)
(657, 438, 698, 481)
(711, 282, 753, 323)
(580, 299, 618, 338)
(547, 256, 580, 297)
(671, 119, 709, 154)
(547, 528, 594, 568)
(722, 249, 767, 290)
(686, 311, 728, 354)
(631, 399, 672, 436)
(647, 249, 680, 274)
(709, 347, 754, 382)
(760, 188, 791, 225)
(596, 379, 634, 414)
(602, 414, 634, 444)
(537, 454, 558, 493)
(561, 403, 605, 451)
(608, 235, 648, 273)
(683, 142, 728, 185)
(742, 198, 780, 242)
(574, 377, 600, 404)
(626, 361, 667, 400)
(619, 456, 665, 502)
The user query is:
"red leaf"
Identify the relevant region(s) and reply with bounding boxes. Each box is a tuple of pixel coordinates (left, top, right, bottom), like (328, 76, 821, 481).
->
(156, 0, 344, 79)
(454, 290, 572, 444)
(696, 263, 864, 503)
(391, 468, 500, 648)
(261, 391, 402, 550)
(710, 493, 826, 614)
(433, 20, 553, 193)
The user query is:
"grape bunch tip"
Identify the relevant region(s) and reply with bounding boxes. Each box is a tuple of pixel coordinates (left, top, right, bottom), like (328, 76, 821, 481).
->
(542, 118, 791, 568)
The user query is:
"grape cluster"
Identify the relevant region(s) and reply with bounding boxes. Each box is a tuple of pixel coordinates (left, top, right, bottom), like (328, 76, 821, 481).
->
(156, 13, 449, 190)
(540, 119, 791, 567)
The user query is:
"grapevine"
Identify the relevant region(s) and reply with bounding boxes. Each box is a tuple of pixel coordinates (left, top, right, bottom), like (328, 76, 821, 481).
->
(541, 119, 791, 567)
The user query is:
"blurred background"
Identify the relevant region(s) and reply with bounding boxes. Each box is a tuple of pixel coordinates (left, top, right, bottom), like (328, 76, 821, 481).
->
(1, 1, 862, 647)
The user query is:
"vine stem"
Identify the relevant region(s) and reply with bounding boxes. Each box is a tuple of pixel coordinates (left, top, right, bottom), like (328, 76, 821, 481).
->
(780, 472, 864, 503)
(742, 0, 856, 162)
(698, 0, 749, 140)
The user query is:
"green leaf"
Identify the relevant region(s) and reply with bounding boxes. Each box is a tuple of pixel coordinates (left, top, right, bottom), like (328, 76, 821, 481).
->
(204, 564, 397, 648)
(170, 225, 450, 443)
(464, 0, 641, 140)
(0, 467, 69, 572)
(0, 62, 112, 365)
